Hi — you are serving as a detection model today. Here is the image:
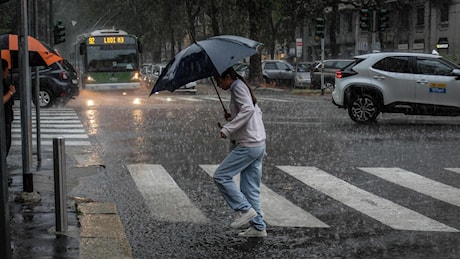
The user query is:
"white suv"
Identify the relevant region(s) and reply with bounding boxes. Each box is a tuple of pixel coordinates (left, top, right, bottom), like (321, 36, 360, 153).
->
(332, 52, 460, 124)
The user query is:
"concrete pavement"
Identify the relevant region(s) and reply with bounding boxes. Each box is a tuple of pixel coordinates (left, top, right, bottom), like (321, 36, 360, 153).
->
(6, 144, 132, 258)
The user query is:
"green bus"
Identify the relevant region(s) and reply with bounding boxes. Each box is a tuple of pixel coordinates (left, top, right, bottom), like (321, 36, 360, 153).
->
(78, 29, 142, 91)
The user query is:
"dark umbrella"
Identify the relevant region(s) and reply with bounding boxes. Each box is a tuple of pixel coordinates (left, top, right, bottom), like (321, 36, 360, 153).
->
(0, 34, 63, 69)
(151, 35, 262, 94)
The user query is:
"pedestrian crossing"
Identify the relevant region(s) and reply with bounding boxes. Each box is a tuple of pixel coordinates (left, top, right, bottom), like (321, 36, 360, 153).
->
(11, 108, 91, 146)
(127, 164, 460, 232)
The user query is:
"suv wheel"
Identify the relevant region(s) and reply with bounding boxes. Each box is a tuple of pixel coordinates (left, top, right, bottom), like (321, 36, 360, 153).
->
(325, 81, 334, 90)
(348, 94, 380, 124)
(37, 89, 53, 108)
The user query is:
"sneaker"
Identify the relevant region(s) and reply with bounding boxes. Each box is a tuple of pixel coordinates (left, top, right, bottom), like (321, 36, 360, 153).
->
(230, 208, 257, 229)
(238, 227, 267, 238)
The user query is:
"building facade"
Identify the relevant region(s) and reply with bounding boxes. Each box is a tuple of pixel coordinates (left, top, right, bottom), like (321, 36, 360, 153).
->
(303, 0, 460, 62)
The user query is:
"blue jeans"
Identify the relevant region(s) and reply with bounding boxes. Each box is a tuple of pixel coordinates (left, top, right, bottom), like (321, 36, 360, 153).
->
(213, 144, 266, 231)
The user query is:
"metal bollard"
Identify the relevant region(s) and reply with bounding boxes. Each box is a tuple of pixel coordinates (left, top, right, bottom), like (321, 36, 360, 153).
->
(53, 137, 67, 232)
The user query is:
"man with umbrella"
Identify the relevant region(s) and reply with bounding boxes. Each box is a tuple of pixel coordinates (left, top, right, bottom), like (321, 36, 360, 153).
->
(151, 35, 267, 237)
(213, 67, 267, 238)
(2, 58, 15, 156)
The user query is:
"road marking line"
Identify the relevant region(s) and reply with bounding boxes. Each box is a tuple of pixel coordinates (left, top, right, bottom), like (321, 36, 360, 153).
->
(199, 164, 329, 228)
(127, 164, 209, 223)
(445, 168, 460, 174)
(359, 167, 460, 208)
(176, 97, 202, 102)
(258, 97, 291, 103)
(278, 166, 458, 232)
(202, 97, 230, 102)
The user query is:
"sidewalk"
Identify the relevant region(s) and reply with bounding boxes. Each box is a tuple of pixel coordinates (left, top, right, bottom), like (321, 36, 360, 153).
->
(6, 144, 132, 258)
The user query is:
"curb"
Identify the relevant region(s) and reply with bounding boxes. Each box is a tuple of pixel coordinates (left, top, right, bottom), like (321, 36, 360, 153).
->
(77, 202, 133, 259)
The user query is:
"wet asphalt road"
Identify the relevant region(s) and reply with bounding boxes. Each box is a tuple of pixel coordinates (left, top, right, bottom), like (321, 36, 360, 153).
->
(66, 85, 460, 258)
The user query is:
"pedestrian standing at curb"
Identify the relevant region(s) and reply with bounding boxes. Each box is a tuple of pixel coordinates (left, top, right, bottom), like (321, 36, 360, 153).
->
(2, 58, 15, 156)
(213, 67, 267, 238)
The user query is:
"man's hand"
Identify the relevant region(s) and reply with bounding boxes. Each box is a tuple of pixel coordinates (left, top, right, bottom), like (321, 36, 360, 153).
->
(224, 113, 231, 121)
(220, 131, 227, 139)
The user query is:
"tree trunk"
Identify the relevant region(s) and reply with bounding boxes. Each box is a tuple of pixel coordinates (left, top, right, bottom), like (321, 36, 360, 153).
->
(247, 0, 263, 86)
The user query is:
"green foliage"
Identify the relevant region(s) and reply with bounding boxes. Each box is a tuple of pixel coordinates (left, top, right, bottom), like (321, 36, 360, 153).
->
(0, 1, 16, 34)
(444, 53, 460, 64)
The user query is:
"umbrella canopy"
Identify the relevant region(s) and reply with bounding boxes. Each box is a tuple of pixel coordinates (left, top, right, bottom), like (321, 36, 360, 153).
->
(151, 35, 262, 94)
(0, 34, 63, 69)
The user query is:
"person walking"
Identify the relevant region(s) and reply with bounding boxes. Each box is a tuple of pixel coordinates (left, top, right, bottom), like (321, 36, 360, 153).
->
(2, 59, 16, 156)
(213, 67, 267, 238)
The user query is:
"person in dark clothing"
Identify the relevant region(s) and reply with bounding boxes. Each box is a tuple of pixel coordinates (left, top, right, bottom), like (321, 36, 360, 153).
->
(2, 58, 16, 156)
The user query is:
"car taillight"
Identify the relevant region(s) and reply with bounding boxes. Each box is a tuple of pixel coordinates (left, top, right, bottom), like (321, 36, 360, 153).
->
(336, 70, 357, 78)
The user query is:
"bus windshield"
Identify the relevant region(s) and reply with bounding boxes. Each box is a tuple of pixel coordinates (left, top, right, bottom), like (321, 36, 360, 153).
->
(86, 44, 138, 72)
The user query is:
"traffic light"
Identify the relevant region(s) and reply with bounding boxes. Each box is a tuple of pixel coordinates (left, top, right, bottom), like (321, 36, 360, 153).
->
(377, 9, 389, 31)
(315, 17, 325, 38)
(359, 8, 370, 31)
(53, 20, 65, 45)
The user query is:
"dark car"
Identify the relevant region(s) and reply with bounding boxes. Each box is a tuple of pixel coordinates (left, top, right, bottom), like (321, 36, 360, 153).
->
(12, 59, 79, 108)
(310, 59, 353, 89)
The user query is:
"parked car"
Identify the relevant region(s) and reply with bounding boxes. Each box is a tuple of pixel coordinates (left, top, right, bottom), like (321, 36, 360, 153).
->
(332, 52, 460, 124)
(310, 59, 353, 89)
(262, 60, 294, 87)
(12, 59, 80, 108)
(150, 63, 196, 93)
(294, 62, 314, 88)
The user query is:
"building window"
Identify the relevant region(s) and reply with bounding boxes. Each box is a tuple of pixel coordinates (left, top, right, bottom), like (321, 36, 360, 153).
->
(440, 4, 449, 23)
(416, 6, 424, 26)
(347, 14, 353, 32)
(400, 10, 409, 29)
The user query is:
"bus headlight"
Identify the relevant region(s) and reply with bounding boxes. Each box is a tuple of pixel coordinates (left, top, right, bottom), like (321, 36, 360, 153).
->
(87, 75, 95, 82)
(131, 72, 140, 81)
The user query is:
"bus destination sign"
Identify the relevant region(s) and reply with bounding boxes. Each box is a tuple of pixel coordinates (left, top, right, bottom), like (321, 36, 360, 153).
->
(88, 36, 128, 45)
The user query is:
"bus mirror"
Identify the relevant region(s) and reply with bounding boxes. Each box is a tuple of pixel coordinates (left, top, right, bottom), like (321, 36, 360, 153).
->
(138, 39, 143, 53)
(79, 43, 86, 55)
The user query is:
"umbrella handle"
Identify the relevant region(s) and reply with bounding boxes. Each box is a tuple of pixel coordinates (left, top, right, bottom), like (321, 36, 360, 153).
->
(210, 78, 228, 115)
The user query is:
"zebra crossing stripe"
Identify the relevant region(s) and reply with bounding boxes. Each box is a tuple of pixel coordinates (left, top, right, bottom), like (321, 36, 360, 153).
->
(11, 133, 88, 139)
(358, 167, 460, 208)
(127, 164, 209, 223)
(278, 166, 458, 232)
(11, 140, 91, 146)
(12, 108, 90, 147)
(22, 124, 85, 128)
(12, 128, 86, 133)
(446, 168, 460, 174)
(15, 116, 80, 120)
(199, 164, 329, 228)
(16, 120, 83, 124)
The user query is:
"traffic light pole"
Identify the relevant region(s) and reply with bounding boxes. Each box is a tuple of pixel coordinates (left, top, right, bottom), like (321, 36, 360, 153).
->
(49, 0, 53, 48)
(371, 9, 377, 51)
(320, 37, 325, 95)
